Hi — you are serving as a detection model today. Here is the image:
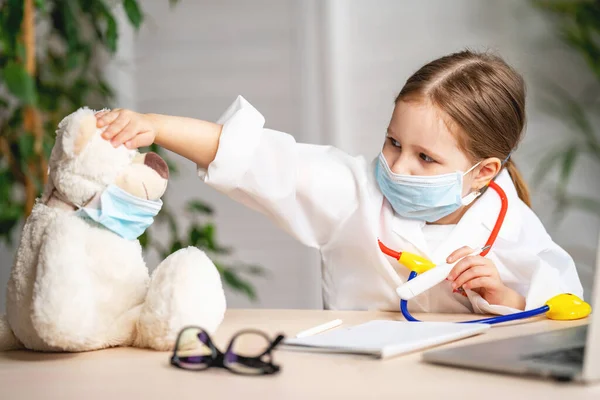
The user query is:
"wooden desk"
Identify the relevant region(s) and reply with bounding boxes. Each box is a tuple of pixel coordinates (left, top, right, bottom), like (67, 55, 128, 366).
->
(0, 309, 597, 399)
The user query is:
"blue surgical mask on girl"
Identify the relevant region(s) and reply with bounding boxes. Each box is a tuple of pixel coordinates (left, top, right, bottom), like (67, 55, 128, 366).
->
(375, 152, 481, 223)
(75, 184, 162, 240)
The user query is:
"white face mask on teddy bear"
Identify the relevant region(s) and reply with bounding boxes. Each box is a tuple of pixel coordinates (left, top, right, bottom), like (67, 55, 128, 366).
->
(76, 184, 162, 241)
(51, 182, 163, 241)
(47, 108, 169, 240)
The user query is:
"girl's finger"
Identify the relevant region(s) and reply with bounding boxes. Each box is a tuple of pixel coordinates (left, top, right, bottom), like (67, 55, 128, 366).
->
(97, 109, 122, 129)
(446, 246, 474, 263)
(462, 277, 500, 291)
(111, 123, 141, 147)
(452, 265, 493, 289)
(95, 110, 109, 120)
(103, 114, 131, 142)
(125, 132, 153, 149)
(447, 256, 486, 281)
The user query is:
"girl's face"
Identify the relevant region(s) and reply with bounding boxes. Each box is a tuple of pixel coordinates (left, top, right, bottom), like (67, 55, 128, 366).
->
(382, 100, 486, 197)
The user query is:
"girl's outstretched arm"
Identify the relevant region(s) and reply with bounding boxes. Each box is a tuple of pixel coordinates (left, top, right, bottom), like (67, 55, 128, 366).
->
(96, 109, 222, 170)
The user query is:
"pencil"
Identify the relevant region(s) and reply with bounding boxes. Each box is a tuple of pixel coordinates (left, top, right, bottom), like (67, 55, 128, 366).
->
(295, 319, 343, 338)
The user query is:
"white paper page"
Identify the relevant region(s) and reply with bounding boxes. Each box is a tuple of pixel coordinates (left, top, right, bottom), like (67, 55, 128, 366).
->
(282, 320, 490, 358)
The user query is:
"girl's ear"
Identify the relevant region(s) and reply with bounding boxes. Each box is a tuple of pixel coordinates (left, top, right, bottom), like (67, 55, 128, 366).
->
(472, 157, 501, 190)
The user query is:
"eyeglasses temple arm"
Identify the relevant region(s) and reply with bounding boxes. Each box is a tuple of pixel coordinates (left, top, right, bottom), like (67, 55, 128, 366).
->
(258, 335, 285, 357)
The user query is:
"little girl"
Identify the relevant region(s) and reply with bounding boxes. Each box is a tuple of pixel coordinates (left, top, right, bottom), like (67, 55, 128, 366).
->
(96, 50, 583, 315)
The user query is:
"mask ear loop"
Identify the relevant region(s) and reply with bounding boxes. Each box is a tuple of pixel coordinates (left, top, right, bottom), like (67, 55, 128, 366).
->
(461, 160, 483, 206)
(466, 150, 513, 201)
(47, 176, 99, 211)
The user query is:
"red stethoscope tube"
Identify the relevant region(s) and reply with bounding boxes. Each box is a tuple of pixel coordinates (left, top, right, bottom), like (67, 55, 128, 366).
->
(480, 180, 507, 256)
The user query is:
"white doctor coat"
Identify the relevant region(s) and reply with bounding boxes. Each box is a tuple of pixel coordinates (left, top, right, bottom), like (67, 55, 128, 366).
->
(198, 96, 584, 315)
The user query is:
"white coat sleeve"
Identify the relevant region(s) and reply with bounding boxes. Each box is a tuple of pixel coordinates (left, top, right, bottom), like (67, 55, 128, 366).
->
(197, 95, 363, 249)
(467, 217, 584, 316)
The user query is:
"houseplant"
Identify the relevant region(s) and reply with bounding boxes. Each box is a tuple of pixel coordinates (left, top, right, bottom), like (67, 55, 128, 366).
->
(531, 0, 600, 219)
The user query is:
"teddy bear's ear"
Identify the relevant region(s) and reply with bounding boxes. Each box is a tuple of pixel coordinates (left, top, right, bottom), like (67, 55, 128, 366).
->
(58, 107, 99, 158)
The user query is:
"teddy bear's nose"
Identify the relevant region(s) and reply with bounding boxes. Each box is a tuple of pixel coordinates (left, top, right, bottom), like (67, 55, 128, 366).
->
(144, 152, 169, 180)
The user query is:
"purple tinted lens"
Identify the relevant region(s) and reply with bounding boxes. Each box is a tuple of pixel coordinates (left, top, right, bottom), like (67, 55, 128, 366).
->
(177, 354, 211, 370)
(198, 332, 209, 345)
(181, 355, 211, 364)
(225, 351, 238, 364)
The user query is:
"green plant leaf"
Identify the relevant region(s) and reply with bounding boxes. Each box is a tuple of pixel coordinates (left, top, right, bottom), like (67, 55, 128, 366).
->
(566, 195, 600, 217)
(93, 3, 120, 53)
(149, 143, 160, 153)
(60, 1, 82, 54)
(531, 144, 569, 187)
(187, 200, 213, 215)
(123, 0, 144, 29)
(97, 79, 114, 99)
(166, 210, 179, 238)
(539, 80, 598, 148)
(0, 214, 21, 246)
(557, 144, 578, 193)
(164, 157, 179, 176)
(17, 133, 36, 162)
(106, 19, 118, 53)
(185, 222, 231, 254)
(220, 266, 257, 301)
(188, 224, 207, 248)
(2, 0, 24, 53)
(170, 240, 184, 254)
(42, 135, 53, 161)
(16, 43, 26, 61)
(2, 61, 37, 105)
(243, 264, 268, 277)
(34, 0, 46, 11)
(202, 223, 231, 253)
(533, 0, 600, 81)
(139, 230, 149, 249)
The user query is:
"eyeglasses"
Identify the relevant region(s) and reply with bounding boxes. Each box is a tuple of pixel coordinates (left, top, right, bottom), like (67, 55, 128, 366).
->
(170, 326, 285, 375)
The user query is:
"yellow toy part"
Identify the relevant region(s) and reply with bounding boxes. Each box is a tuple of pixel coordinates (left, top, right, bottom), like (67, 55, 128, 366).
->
(398, 252, 436, 274)
(545, 293, 592, 321)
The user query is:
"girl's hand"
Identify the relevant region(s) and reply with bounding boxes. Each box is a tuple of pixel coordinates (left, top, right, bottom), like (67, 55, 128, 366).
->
(96, 109, 158, 149)
(446, 246, 525, 310)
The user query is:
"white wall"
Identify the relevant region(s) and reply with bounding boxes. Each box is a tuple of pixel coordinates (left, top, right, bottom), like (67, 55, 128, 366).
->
(1, 0, 598, 312)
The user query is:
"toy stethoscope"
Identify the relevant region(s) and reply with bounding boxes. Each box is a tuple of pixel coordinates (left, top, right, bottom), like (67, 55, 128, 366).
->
(378, 180, 592, 325)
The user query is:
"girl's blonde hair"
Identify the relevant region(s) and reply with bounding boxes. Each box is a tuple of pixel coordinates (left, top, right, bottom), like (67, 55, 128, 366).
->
(396, 50, 531, 206)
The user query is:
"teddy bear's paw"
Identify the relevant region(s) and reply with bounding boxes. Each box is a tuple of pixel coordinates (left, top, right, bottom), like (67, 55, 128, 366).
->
(134, 247, 227, 351)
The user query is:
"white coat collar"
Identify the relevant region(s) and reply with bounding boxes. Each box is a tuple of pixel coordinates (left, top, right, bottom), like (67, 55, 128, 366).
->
(390, 169, 522, 263)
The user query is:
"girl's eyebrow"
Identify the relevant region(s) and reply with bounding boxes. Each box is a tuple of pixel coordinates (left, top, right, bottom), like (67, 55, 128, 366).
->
(386, 130, 445, 160)
(387, 128, 448, 163)
(414, 144, 445, 162)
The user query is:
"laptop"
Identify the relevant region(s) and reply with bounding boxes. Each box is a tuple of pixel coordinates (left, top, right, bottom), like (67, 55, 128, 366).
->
(422, 233, 600, 383)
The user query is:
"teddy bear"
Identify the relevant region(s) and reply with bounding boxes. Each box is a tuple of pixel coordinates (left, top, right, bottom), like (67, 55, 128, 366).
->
(0, 107, 227, 352)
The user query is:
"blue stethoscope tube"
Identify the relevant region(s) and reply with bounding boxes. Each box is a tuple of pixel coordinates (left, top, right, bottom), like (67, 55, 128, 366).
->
(400, 271, 550, 325)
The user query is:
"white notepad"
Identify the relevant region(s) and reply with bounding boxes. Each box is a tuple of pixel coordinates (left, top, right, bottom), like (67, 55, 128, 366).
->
(282, 320, 490, 359)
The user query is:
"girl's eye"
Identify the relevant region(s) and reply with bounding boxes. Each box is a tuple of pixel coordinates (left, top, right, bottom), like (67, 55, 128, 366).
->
(419, 153, 435, 163)
(388, 137, 401, 148)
